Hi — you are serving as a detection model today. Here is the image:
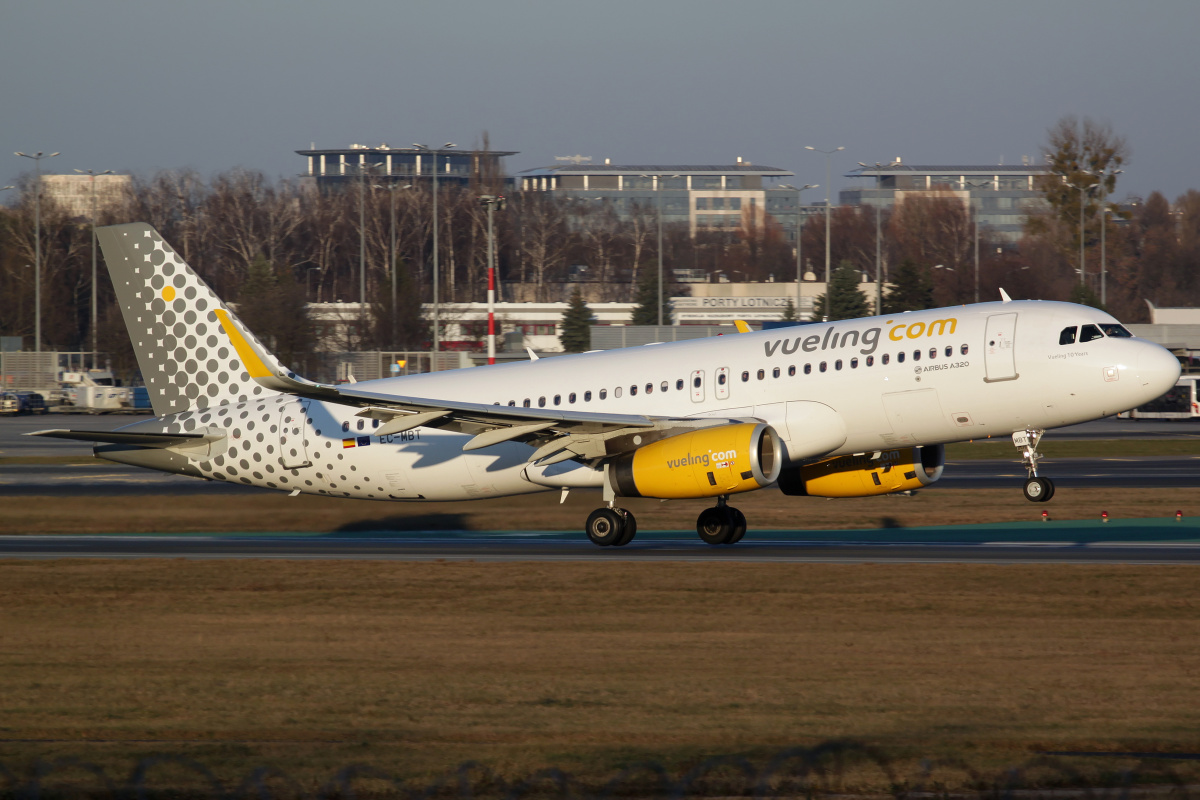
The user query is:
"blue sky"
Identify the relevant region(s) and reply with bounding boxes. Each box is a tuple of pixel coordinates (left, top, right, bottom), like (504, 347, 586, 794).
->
(3, 0, 1197, 201)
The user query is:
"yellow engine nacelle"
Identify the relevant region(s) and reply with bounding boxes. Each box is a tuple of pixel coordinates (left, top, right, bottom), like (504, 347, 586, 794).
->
(609, 422, 783, 499)
(777, 444, 944, 498)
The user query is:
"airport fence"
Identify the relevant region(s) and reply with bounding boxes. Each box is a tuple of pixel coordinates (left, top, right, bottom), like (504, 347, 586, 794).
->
(2, 741, 1198, 800)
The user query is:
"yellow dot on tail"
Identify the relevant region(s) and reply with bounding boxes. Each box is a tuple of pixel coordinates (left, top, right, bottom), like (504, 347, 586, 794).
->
(162, 286, 176, 302)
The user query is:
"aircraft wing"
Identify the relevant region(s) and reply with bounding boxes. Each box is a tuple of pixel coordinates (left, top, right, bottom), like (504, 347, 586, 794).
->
(216, 308, 727, 464)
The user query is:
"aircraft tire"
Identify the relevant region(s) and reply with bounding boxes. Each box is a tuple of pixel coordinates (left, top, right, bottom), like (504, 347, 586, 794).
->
(727, 508, 747, 544)
(697, 506, 734, 545)
(1023, 477, 1052, 503)
(613, 509, 638, 546)
(586, 508, 625, 547)
(1042, 477, 1056, 502)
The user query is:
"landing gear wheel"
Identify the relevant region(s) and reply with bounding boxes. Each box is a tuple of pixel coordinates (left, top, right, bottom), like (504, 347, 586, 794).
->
(614, 508, 638, 547)
(1041, 477, 1056, 502)
(586, 508, 625, 546)
(697, 506, 734, 545)
(727, 507, 747, 544)
(1023, 477, 1053, 503)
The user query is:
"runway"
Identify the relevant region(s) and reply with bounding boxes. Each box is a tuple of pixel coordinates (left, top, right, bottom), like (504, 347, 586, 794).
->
(3, 519, 1199, 563)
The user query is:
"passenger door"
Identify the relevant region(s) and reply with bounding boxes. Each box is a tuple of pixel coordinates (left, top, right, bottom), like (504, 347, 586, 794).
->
(983, 313, 1019, 383)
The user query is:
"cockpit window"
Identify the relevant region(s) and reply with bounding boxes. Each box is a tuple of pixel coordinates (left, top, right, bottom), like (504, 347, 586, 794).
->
(1080, 324, 1104, 343)
(1059, 326, 1077, 345)
(1100, 323, 1133, 338)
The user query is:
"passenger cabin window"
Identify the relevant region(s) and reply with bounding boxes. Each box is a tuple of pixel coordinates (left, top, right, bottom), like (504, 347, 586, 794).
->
(882, 354, 890, 365)
(1100, 323, 1133, 338)
(929, 348, 937, 359)
(523, 399, 531, 407)
(944, 346, 953, 357)
(508, 401, 516, 406)
(773, 367, 780, 378)
(614, 387, 623, 398)
(676, 379, 684, 390)
(660, 381, 668, 392)
(850, 358, 859, 369)
(694, 376, 702, 388)
(553, 395, 561, 405)
(961, 344, 969, 355)
(788, 365, 796, 376)
(538, 397, 547, 407)
(630, 385, 638, 396)
(1059, 326, 1078, 345)
(584, 391, 592, 402)
(804, 364, 812, 374)
(897, 352, 905, 363)
(741, 371, 750, 382)
(1080, 324, 1105, 343)
(757, 369, 765, 380)
(819, 362, 827, 373)
(600, 389, 608, 400)
(834, 359, 843, 370)
(913, 350, 921, 361)
(866, 355, 874, 367)
(341, 421, 350, 432)
(569, 393, 576, 404)
(645, 383, 653, 394)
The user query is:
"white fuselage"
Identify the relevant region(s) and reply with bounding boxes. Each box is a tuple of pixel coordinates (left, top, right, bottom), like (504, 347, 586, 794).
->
(100, 300, 1181, 502)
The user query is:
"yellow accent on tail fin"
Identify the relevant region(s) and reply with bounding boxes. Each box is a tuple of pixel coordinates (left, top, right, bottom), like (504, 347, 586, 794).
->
(214, 309, 274, 379)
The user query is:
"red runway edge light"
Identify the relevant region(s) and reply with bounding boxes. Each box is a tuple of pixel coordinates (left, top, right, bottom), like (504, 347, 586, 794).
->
(1101, 511, 1109, 523)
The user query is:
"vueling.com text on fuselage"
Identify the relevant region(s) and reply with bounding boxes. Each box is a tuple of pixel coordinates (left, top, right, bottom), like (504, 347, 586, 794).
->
(763, 317, 958, 358)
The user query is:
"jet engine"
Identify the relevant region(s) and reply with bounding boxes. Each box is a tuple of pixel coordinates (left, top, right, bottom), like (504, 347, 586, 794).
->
(609, 422, 783, 499)
(777, 444, 944, 498)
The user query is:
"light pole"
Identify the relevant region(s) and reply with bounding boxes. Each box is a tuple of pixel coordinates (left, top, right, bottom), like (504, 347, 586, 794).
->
(1059, 171, 1101, 287)
(1100, 207, 1115, 308)
(805, 146, 843, 320)
(414, 142, 456, 370)
(778, 183, 817, 320)
(479, 195, 506, 365)
(347, 159, 384, 346)
(959, 179, 992, 304)
(641, 173, 680, 327)
(374, 182, 413, 349)
(75, 168, 112, 366)
(16, 151, 59, 353)
(859, 163, 896, 314)
(306, 266, 321, 302)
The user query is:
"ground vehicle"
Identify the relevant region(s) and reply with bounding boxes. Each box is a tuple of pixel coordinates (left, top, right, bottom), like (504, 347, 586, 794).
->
(0, 393, 18, 415)
(1118, 376, 1199, 419)
(16, 392, 49, 414)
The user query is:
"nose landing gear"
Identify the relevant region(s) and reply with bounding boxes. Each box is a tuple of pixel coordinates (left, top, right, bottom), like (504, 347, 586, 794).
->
(1015, 428, 1055, 502)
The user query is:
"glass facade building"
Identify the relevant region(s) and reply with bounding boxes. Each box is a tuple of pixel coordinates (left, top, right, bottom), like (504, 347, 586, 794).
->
(841, 160, 1052, 243)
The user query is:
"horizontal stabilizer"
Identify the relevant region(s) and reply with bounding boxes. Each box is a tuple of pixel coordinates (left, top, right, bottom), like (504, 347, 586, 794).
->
(28, 429, 224, 448)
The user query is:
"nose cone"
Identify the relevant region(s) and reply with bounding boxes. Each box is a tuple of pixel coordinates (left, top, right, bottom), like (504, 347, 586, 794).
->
(1137, 343, 1182, 400)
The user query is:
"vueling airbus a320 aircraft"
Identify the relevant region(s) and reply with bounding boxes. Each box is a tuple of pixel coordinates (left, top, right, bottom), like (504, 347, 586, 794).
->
(33, 223, 1180, 546)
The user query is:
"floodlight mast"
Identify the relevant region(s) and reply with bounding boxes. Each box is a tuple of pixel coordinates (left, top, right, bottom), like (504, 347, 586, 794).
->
(805, 146, 843, 321)
(16, 151, 60, 353)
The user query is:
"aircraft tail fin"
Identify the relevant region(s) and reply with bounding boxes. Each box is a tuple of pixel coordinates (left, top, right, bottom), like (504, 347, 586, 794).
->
(96, 223, 289, 416)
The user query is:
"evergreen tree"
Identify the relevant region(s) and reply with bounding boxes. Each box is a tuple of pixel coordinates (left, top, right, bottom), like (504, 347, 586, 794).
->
(811, 261, 870, 321)
(882, 259, 934, 314)
(780, 299, 797, 322)
(1069, 281, 1104, 310)
(559, 287, 595, 352)
(631, 265, 672, 325)
(235, 255, 314, 371)
(372, 260, 428, 350)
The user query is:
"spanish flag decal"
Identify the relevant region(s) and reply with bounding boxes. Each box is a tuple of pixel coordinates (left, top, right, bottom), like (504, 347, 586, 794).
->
(342, 439, 356, 449)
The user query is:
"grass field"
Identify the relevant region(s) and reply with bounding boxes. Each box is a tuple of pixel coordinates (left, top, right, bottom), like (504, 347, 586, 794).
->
(2, 559, 1199, 795)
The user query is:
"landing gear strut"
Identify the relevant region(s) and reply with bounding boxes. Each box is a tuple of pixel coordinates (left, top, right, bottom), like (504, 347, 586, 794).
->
(1015, 428, 1055, 503)
(585, 506, 638, 547)
(696, 496, 747, 545)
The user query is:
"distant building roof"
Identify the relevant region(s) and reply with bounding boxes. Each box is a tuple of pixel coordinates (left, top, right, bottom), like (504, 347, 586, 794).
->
(521, 163, 792, 177)
(847, 162, 1051, 178)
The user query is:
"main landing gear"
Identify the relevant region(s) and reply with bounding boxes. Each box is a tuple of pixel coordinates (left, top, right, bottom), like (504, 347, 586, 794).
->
(583, 496, 749, 548)
(585, 506, 637, 547)
(1015, 428, 1055, 503)
(696, 496, 746, 545)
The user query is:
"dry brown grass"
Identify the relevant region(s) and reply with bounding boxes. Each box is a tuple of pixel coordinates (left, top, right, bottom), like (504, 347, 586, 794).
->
(1, 559, 1199, 793)
(1, 487, 1196, 535)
